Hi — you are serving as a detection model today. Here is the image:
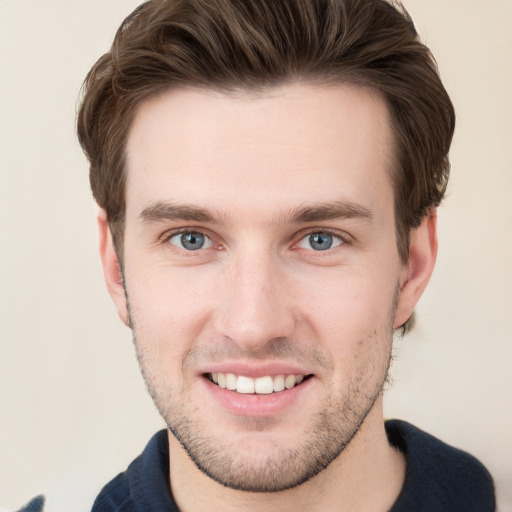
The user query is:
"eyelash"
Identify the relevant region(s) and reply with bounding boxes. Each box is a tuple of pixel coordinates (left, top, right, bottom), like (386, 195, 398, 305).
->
(161, 228, 216, 250)
(294, 229, 347, 251)
(160, 228, 350, 253)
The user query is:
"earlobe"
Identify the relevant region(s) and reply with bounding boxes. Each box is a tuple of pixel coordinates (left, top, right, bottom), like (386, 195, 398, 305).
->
(394, 211, 438, 329)
(97, 210, 130, 327)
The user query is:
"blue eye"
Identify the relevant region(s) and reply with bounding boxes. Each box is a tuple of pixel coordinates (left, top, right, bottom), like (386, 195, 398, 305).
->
(298, 232, 343, 251)
(169, 232, 211, 251)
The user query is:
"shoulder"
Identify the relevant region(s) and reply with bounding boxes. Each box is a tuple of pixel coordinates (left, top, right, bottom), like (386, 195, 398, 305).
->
(91, 472, 133, 512)
(92, 430, 172, 512)
(14, 495, 45, 512)
(386, 419, 496, 512)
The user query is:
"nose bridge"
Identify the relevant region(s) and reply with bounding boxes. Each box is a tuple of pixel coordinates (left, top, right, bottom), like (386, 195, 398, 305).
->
(215, 245, 294, 349)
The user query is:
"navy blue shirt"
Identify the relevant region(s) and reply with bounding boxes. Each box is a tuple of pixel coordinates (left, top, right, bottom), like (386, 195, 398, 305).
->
(92, 420, 496, 511)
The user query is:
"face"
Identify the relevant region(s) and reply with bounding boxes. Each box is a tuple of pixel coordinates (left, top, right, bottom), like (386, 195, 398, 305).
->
(104, 84, 424, 492)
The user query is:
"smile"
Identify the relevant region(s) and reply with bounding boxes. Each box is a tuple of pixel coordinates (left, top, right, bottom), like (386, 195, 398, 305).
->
(208, 372, 309, 394)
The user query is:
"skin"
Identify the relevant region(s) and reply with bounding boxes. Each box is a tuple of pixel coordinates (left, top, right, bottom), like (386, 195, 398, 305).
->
(99, 83, 437, 512)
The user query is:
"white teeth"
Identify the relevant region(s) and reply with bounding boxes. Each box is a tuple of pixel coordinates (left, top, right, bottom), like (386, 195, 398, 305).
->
(236, 375, 255, 394)
(225, 373, 237, 391)
(254, 376, 274, 394)
(273, 375, 285, 392)
(210, 372, 306, 394)
(285, 375, 297, 389)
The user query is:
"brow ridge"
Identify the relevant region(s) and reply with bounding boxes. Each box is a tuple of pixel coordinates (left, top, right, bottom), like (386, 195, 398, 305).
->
(285, 200, 374, 224)
(138, 199, 373, 226)
(139, 202, 217, 223)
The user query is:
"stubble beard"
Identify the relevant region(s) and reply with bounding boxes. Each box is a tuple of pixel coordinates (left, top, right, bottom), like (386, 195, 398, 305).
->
(166, 374, 387, 493)
(123, 269, 398, 493)
(130, 324, 393, 493)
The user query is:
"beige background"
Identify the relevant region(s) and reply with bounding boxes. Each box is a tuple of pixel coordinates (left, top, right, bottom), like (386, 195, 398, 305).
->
(0, 0, 511, 510)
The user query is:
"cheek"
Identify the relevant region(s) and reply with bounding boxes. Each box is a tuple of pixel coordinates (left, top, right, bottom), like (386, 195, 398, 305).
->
(294, 268, 397, 380)
(297, 268, 398, 336)
(126, 268, 217, 360)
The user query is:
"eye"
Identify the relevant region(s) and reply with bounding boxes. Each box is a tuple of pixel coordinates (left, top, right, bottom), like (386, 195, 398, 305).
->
(168, 231, 212, 251)
(297, 231, 344, 251)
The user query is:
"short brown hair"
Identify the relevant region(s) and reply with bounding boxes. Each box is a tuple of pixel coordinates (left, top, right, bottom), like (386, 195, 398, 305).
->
(77, 0, 455, 262)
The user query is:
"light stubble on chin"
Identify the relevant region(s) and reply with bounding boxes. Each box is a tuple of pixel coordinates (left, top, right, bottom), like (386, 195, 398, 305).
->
(166, 380, 387, 492)
(122, 274, 400, 492)
(130, 326, 393, 492)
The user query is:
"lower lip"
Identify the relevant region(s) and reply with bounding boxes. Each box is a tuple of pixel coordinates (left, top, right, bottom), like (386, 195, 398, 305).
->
(202, 376, 313, 417)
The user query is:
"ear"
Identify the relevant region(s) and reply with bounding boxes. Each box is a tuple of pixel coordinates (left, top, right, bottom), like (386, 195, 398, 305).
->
(394, 210, 438, 329)
(97, 209, 130, 327)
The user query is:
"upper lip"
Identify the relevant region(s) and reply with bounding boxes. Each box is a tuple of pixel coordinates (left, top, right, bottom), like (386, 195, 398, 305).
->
(198, 362, 311, 378)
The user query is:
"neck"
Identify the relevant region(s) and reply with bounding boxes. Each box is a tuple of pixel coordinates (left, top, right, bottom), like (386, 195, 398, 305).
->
(168, 398, 405, 512)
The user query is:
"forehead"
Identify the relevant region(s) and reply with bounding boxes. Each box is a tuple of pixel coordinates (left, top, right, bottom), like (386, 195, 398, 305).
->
(124, 83, 394, 219)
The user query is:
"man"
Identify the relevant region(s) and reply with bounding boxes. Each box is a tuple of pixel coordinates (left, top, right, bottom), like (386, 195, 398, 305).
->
(77, 0, 496, 510)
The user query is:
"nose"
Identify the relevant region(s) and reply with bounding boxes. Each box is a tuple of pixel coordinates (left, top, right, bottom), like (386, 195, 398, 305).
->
(213, 249, 296, 351)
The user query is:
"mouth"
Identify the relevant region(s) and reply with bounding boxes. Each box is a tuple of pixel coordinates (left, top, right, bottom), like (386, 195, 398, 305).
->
(206, 372, 312, 395)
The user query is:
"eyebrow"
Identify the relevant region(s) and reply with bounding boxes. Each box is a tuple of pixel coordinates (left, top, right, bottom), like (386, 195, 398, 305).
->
(138, 199, 373, 226)
(285, 200, 374, 224)
(139, 202, 219, 223)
